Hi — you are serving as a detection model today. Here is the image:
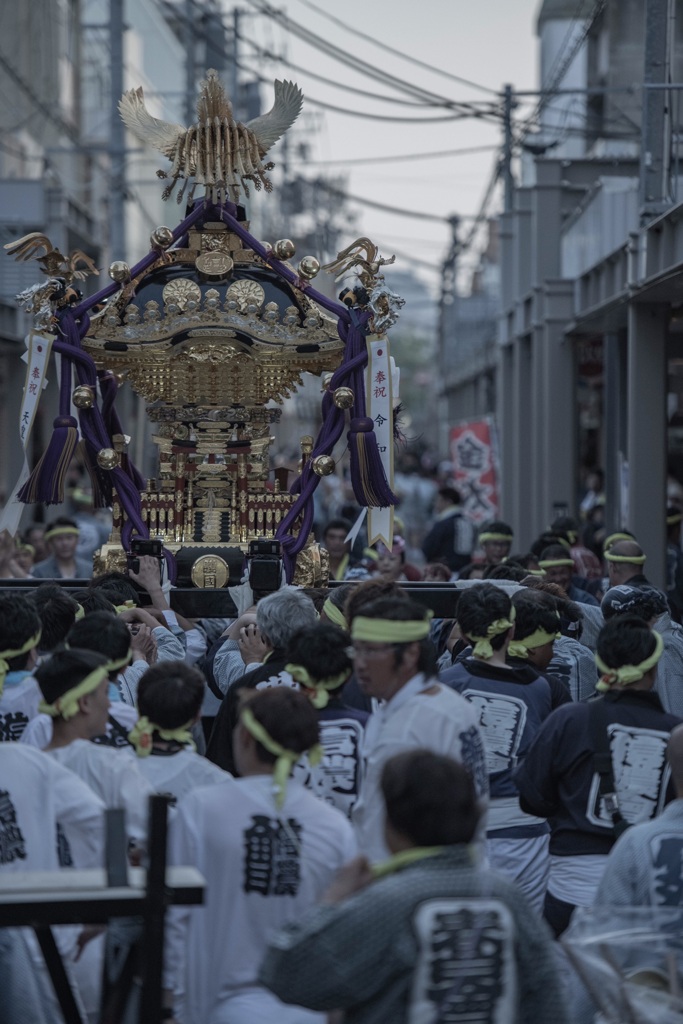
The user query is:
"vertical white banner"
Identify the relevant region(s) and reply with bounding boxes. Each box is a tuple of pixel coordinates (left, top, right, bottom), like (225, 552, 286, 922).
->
(0, 331, 54, 536)
(366, 334, 394, 549)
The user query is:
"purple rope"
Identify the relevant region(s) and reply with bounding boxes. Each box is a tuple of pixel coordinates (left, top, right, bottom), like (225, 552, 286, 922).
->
(72, 201, 211, 319)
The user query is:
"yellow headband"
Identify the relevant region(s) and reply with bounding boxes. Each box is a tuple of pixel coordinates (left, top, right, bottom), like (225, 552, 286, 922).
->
(508, 625, 561, 659)
(351, 613, 433, 644)
(0, 629, 42, 697)
(467, 608, 516, 660)
(17, 543, 35, 556)
(595, 632, 663, 692)
(322, 597, 348, 630)
(241, 705, 322, 809)
(668, 513, 683, 526)
(128, 715, 196, 757)
(285, 663, 351, 709)
(39, 665, 108, 721)
(604, 532, 634, 551)
(63, 644, 132, 674)
(479, 532, 513, 544)
(44, 526, 79, 541)
(538, 558, 574, 569)
(115, 600, 137, 613)
(604, 551, 646, 565)
(74, 603, 85, 621)
(525, 569, 547, 577)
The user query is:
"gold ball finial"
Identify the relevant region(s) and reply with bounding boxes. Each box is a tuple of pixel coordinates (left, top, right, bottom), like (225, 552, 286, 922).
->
(333, 386, 354, 410)
(274, 239, 296, 261)
(72, 385, 95, 410)
(96, 447, 120, 471)
(312, 454, 336, 477)
(151, 225, 174, 250)
(108, 261, 131, 283)
(298, 256, 320, 280)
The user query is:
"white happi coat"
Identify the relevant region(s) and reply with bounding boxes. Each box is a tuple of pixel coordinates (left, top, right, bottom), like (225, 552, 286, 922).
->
(166, 774, 358, 1024)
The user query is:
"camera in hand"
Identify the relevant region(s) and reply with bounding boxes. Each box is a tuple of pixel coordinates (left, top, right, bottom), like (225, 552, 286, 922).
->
(247, 538, 282, 595)
(126, 537, 164, 578)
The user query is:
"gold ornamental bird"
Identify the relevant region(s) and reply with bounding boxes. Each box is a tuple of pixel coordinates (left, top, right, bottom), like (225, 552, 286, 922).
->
(3, 233, 99, 281)
(118, 70, 304, 204)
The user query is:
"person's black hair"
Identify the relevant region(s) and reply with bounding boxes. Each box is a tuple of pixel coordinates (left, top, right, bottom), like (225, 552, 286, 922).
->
(89, 572, 140, 607)
(47, 516, 79, 532)
(551, 515, 579, 538)
(455, 584, 513, 652)
(285, 624, 352, 685)
(137, 661, 205, 730)
(70, 588, 117, 616)
(530, 533, 570, 558)
(0, 594, 41, 672)
(32, 584, 79, 652)
(539, 543, 573, 563)
(299, 587, 328, 613)
(511, 589, 560, 640)
(596, 614, 658, 672)
(322, 518, 352, 538)
(344, 579, 408, 625)
(484, 562, 527, 582)
(507, 553, 538, 570)
(354, 596, 437, 675)
(326, 582, 355, 612)
(381, 749, 481, 846)
(456, 562, 485, 581)
(34, 647, 110, 707)
(67, 612, 131, 666)
(481, 520, 513, 538)
(438, 486, 461, 506)
(242, 687, 319, 765)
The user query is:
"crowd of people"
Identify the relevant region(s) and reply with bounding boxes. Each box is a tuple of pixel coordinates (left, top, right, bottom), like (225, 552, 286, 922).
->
(1, 486, 683, 1022)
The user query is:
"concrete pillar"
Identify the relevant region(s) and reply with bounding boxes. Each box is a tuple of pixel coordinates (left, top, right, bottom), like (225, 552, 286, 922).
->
(541, 281, 577, 526)
(603, 331, 627, 534)
(512, 336, 533, 547)
(530, 304, 546, 538)
(627, 302, 668, 587)
(496, 344, 515, 521)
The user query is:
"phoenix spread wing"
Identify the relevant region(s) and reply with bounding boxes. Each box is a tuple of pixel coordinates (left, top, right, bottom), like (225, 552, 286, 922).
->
(245, 80, 304, 155)
(3, 232, 55, 262)
(118, 87, 186, 158)
(69, 251, 99, 280)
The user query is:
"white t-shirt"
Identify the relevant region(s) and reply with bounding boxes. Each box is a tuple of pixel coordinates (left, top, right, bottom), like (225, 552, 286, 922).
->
(20, 703, 139, 751)
(352, 674, 489, 863)
(47, 740, 153, 847)
(0, 674, 42, 743)
(0, 743, 105, 870)
(136, 748, 230, 804)
(166, 775, 358, 1024)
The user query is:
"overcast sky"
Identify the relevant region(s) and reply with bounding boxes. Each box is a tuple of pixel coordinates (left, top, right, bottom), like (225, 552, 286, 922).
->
(236, 0, 542, 292)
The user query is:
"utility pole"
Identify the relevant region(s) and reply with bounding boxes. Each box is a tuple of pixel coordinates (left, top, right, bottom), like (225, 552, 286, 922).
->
(109, 0, 126, 260)
(231, 7, 241, 115)
(640, 0, 675, 221)
(185, 0, 196, 125)
(437, 216, 460, 452)
(502, 84, 515, 213)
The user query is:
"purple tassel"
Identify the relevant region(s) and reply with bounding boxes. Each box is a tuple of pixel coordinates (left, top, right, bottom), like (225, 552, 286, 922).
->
(19, 415, 79, 504)
(347, 417, 397, 508)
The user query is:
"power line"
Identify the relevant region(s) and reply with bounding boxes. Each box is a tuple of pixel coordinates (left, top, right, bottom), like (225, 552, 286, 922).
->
(238, 34, 450, 108)
(242, 0, 503, 122)
(308, 179, 466, 224)
(293, 0, 500, 96)
(297, 144, 500, 168)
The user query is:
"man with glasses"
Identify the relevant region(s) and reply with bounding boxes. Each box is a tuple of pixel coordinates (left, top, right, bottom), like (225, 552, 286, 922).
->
(348, 596, 488, 862)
